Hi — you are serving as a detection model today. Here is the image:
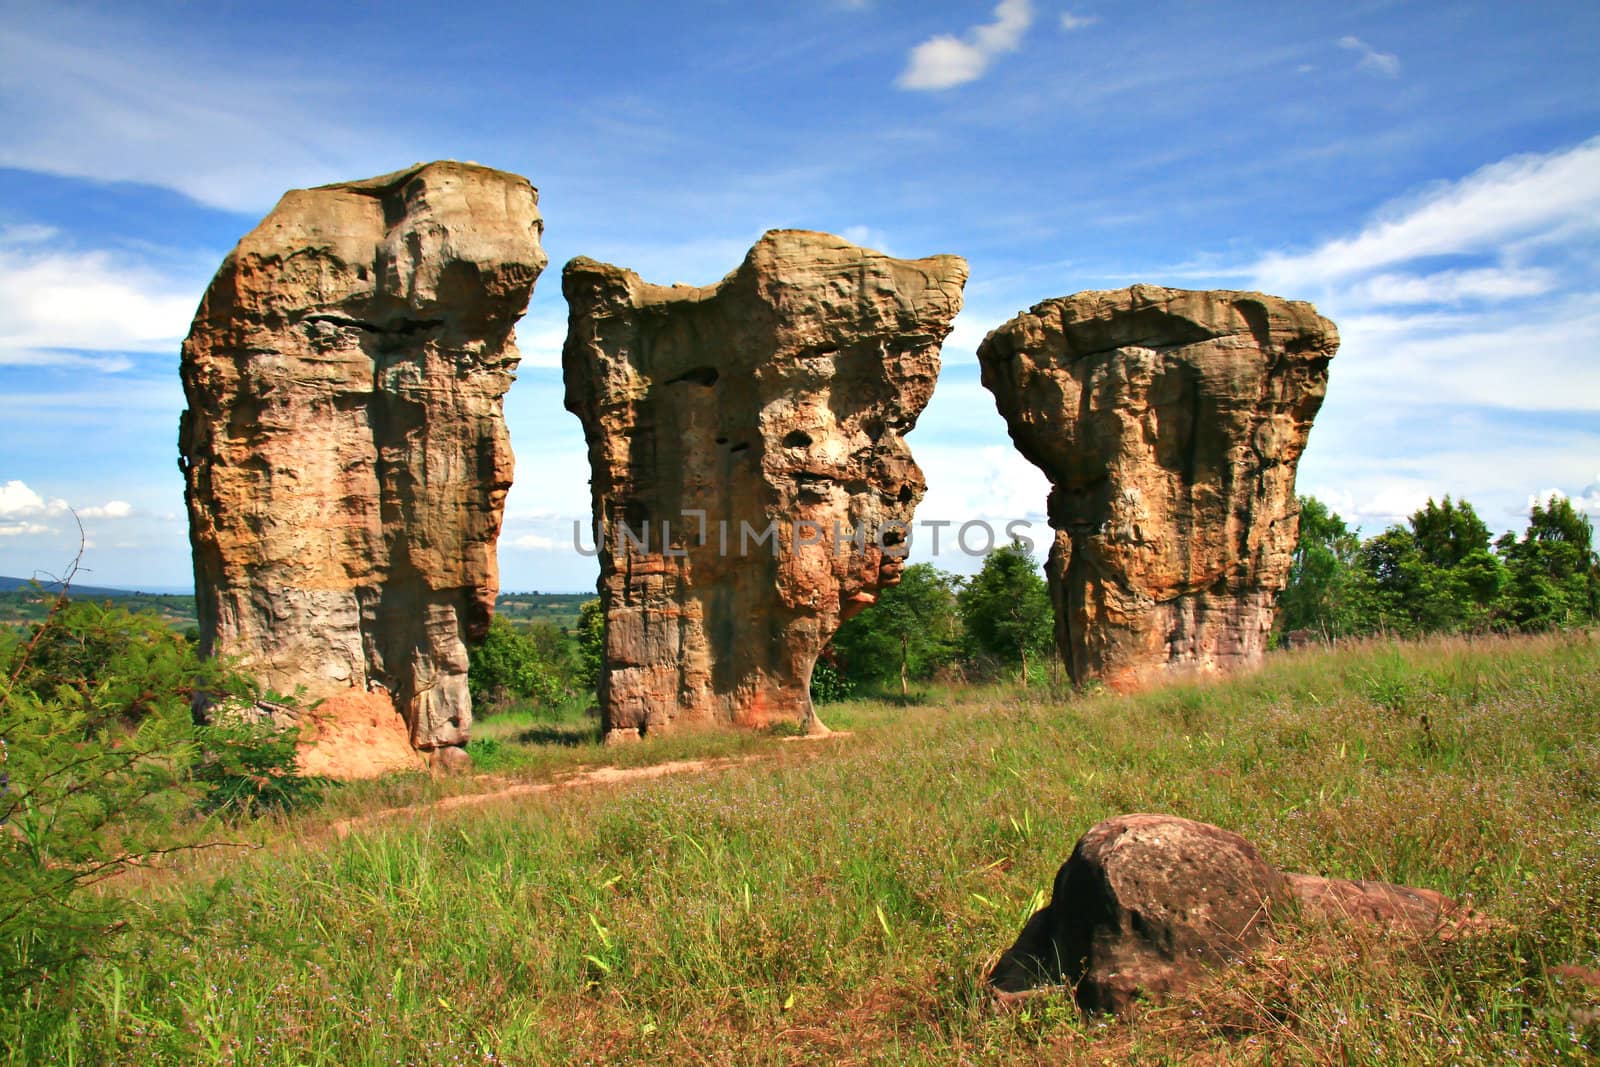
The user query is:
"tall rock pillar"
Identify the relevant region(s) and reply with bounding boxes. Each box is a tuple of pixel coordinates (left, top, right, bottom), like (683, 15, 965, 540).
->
(977, 285, 1338, 690)
(563, 230, 966, 740)
(179, 161, 546, 757)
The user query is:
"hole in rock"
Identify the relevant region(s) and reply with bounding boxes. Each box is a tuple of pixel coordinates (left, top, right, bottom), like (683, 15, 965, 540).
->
(667, 366, 720, 387)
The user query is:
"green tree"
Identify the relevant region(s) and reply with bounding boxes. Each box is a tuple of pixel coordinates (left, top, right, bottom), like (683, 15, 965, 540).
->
(959, 540, 1053, 686)
(1358, 497, 1503, 635)
(467, 615, 567, 710)
(575, 598, 605, 695)
(1410, 495, 1492, 568)
(829, 564, 962, 696)
(1, 591, 305, 996)
(1497, 494, 1600, 630)
(1277, 496, 1369, 638)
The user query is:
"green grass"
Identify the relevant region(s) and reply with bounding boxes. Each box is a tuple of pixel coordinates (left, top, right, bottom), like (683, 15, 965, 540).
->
(5, 632, 1598, 1064)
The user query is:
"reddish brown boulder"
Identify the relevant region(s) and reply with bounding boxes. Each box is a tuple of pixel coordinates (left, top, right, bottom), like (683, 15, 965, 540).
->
(989, 813, 1476, 1014)
(1283, 872, 1468, 935)
(989, 814, 1283, 1013)
(179, 162, 546, 761)
(562, 230, 966, 741)
(977, 286, 1338, 690)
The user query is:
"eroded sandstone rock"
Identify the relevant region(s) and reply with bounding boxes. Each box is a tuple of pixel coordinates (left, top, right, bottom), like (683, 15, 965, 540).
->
(989, 813, 1283, 1013)
(562, 230, 966, 740)
(989, 813, 1476, 1014)
(179, 161, 546, 755)
(977, 285, 1338, 690)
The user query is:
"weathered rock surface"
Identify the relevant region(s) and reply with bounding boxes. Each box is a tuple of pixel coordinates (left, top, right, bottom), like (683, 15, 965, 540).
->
(977, 286, 1338, 690)
(179, 161, 546, 756)
(989, 813, 1474, 1014)
(562, 230, 966, 740)
(989, 814, 1283, 1013)
(1283, 872, 1467, 935)
(294, 692, 428, 779)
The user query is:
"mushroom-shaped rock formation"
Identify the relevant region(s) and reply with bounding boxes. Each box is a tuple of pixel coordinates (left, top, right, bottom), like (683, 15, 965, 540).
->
(179, 161, 546, 759)
(977, 285, 1338, 690)
(562, 230, 967, 741)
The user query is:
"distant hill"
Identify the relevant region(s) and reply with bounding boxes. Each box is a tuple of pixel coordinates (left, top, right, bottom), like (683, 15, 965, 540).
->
(496, 591, 594, 629)
(0, 577, 200, 631)
(0, 575, 156, 599)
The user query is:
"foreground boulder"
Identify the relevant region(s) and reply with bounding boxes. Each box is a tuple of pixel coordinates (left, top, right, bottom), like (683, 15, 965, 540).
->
(179, 161, 546, 760)
(977, 286, 1338, 690)
(989, 814, 1282, 1012)
(989, 813, 1474, 1013)
(562, 230, 966, 741)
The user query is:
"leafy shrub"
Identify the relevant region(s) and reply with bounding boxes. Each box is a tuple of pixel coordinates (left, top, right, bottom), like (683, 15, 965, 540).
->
(469, 615, 586, 711)
(808, 658, 854, 704)
(0, 589, 311, 996)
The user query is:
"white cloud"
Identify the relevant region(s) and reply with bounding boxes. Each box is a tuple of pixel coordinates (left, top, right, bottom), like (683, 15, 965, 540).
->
(0, 480, 140, 529)
(897, 0, 1034, 91)
(1059, 12, 1098, 31)
(1346, 266, 1556, 306)
(1332, 298, 1600, 414)
(512, 313, 568, 370)
(79, 501, 134, 520)
(0, 522, 53, 538)
(0, 481, 70, 518)
(0, 480, 47, 518)
(0, 7, 403, 212)
(1254, 136, 1600, 291)
(1337, 35, 1400, 78)
(0, 230, 202, 368)
(510, 533, 559, 552)
(1241, 139, 1600, 415)
(1232, 137, 1600, 541)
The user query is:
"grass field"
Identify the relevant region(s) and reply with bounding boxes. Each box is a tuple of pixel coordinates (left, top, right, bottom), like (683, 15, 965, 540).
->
(6, 633, 1598, 1064)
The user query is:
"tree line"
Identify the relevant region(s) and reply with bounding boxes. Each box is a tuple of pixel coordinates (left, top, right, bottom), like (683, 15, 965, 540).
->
(824, 491, 1599, 698)
(1280, 492, 1599, 640)
(468, 493, 1599, 710)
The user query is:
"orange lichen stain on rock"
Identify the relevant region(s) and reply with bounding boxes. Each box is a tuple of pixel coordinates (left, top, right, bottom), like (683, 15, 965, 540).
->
(296, 691, 427, 780)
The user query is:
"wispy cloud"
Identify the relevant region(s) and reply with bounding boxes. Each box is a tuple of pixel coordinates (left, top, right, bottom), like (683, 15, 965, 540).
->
(1253, 135, 1600, 292)
(1338, 35, 1400, 78)
(840, 225, 896, 255)
(1059, 12, 1098, 32)
(0, 6, 401, 212)
(1241, 137, 1600, 534)
(0, 228, 202, 369)
(79, 501, 134, 520)
(897, 0, 1034, 91)
(1343, 267, 1556, 306)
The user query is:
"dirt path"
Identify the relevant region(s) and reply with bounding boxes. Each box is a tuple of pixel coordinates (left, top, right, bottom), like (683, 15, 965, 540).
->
(327, 729, 853, 838)
(329, 756, 755, 839)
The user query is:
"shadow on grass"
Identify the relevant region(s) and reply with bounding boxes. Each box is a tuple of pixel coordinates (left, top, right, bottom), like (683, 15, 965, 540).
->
(512, 723, 598, 747)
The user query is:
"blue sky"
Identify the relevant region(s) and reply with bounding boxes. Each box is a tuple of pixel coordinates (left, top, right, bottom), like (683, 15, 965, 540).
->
(1, 0, 1597, 593)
